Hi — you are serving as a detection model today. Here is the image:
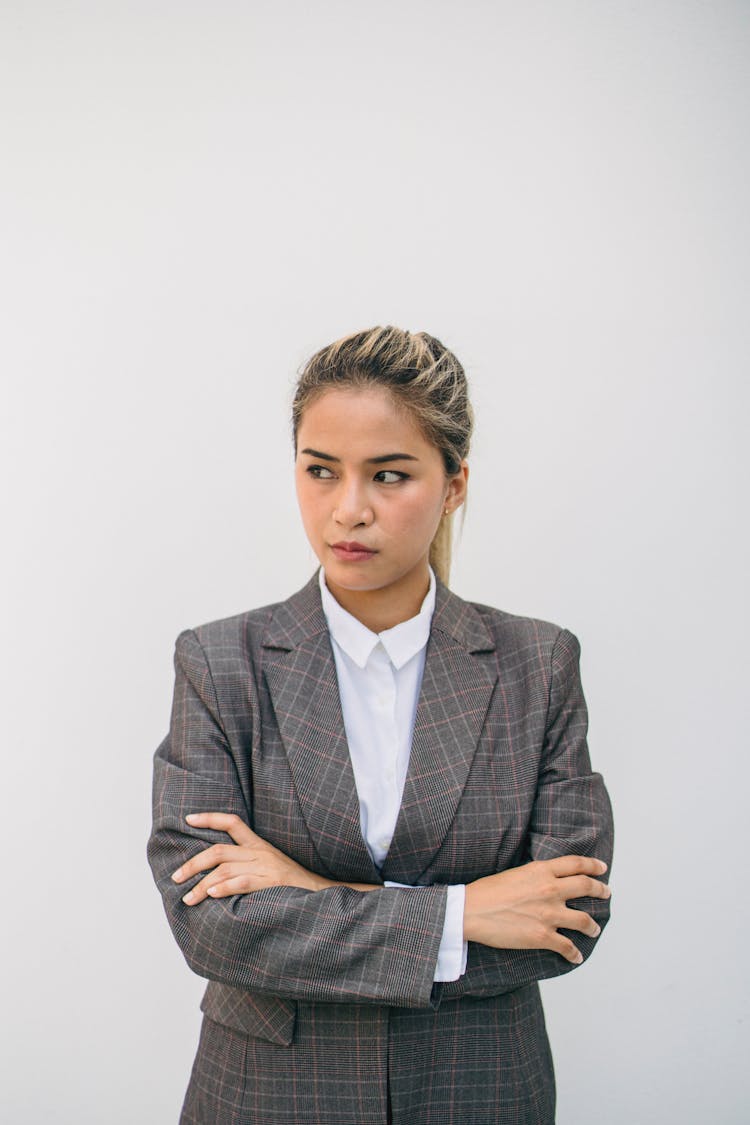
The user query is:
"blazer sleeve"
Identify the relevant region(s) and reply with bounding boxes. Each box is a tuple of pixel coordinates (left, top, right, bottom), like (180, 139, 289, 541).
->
(147, 628, 448, 1010)
(437, 627, 614, 1002)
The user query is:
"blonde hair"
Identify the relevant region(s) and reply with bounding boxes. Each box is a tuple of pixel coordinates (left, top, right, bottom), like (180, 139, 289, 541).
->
(292, 326, 473, 585)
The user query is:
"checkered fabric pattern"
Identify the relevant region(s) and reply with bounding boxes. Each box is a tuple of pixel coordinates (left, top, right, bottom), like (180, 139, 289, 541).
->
(148, 574, 613, 1124)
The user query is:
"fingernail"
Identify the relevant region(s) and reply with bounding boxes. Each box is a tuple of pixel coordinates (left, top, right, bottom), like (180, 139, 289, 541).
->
(182, 890, 195, 904)
(574, 951, 583, 964)
(171, 868, 183, 882)
(186, 814, 199, 824)
(592, 924, 601, 937)
(207, 886, 218, 896)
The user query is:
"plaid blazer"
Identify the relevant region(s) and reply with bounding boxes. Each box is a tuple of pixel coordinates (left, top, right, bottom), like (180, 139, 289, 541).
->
(148, 574, 613, 1125)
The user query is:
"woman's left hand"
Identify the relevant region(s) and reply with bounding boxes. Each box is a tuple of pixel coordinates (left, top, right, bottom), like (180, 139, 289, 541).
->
(171, 812, 331, 904)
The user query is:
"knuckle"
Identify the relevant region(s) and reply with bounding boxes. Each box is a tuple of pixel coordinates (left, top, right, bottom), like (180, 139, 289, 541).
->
(572, 877, 590, 899)
(581, 911, 596, 934)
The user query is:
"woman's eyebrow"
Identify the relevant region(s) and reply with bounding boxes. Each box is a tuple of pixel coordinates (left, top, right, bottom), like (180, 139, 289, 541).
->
(300, 448, 339, 462)
(368, 453, 419, 464)
(300, 448, 419, 464)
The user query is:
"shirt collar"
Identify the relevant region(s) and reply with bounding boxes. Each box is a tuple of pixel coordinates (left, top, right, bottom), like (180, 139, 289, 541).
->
(318, 568, 436, 671)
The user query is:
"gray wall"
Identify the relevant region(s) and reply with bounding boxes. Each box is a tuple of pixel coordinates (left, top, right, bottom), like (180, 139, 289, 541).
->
(2, 2, 747, 1121)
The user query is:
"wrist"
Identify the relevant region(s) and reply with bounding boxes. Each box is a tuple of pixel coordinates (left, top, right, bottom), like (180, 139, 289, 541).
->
(462, 883, 477, 942)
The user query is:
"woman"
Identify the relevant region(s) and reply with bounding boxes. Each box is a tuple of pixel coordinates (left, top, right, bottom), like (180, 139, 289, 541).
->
(148, 326, 614, 1125)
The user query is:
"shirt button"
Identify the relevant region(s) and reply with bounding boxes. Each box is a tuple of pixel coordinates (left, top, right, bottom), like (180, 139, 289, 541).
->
(378, 837, 391, 850)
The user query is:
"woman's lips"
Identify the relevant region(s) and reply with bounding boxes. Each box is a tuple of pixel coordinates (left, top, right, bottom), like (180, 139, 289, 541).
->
(330, 541, 377, 562)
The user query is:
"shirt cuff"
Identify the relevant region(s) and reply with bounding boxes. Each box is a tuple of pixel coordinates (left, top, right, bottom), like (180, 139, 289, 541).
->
(383, 881, 468, 982)
(434, 884, 468, 982)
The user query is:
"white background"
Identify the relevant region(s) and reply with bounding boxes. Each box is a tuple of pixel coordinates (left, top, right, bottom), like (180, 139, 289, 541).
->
(2, 2, 748, 1122)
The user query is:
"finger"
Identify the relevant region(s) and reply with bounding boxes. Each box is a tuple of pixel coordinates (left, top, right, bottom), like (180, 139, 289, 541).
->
(180, 875, 213, 905)
(181, 864, 242, 905)
(207, 873, 268, 897)
(185, 865, 269, 904)
(172, 843, 242, 883)
(558, 906, 601, 939)
(559, 874, 612, 901)
(546, 931, 584, 965)
(185, 812, 256, 846)
(547, 855, 608, 879)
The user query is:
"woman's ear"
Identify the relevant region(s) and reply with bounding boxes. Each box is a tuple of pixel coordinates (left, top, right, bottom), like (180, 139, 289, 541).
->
(445, 460, 469, 514)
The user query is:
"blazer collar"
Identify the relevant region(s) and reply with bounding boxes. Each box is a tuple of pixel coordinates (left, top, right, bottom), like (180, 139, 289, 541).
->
(263, 570, 496, 655)
(319, 567, 436, 671)
(261, 571, 497, 885)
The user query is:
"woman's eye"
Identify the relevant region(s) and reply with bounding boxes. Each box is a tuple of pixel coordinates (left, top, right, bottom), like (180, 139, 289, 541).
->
(374, 470, 409, 484)
(307, 465, 335, 479)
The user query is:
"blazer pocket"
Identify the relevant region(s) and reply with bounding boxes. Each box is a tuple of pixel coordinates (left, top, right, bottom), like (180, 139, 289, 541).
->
(200, 981, 296, 1046)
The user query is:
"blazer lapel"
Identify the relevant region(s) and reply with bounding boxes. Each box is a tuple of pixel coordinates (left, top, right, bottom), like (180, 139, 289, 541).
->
(262, 575, 382, 884)
(381, 581, 498, 884)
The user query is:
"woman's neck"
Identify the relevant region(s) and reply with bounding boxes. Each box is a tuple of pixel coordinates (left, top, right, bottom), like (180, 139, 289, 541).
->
(323, 568, 432, 633)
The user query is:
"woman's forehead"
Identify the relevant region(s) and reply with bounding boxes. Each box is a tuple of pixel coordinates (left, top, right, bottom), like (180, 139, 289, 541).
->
(297, 386, 432, 450)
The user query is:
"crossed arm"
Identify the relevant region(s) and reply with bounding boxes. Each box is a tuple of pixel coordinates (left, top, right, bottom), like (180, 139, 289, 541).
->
(172, 811, 610, 967)
(151, 625, 613, 1001)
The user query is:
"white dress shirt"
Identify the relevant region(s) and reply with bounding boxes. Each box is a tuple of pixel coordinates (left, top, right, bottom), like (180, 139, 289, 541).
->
(319, 568, 468, 982)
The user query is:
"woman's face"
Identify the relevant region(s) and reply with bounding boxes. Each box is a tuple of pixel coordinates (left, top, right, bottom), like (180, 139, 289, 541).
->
(295, 386, 468, 627)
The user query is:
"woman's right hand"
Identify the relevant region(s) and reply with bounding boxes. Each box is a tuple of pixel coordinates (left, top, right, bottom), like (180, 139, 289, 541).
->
(463, 855, 611, 964)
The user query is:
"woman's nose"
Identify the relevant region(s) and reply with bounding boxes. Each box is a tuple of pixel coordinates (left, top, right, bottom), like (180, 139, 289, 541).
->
(332, 481, 374, 527)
